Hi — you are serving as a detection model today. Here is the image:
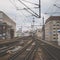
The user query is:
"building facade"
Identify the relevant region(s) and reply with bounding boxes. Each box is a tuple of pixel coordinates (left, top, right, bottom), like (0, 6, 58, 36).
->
(45, 16, 60, 45)
(0, 11, 16, 39)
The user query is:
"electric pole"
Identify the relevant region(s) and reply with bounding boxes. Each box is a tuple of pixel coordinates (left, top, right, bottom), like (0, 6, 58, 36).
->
(39, 0, 41, 18)
(42, 17, 45, 40)
(31, 17, 35, 36)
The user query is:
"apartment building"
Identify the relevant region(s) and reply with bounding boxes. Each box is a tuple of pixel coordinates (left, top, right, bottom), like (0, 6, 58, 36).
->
(45, 16, 60, 45)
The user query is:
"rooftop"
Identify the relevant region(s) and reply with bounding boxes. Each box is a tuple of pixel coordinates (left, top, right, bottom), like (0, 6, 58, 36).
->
(45, 16, 60, 24)
(0, 11, 16, 25)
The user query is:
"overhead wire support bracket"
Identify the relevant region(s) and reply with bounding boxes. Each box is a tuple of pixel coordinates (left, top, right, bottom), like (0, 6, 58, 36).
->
(24, 8, 39, 18)
(18, 0, 40, 18)
(22, 0, 39, 6)
(39, 0, 41, 18)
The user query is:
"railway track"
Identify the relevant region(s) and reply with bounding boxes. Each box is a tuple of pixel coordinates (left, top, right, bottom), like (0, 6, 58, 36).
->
(9, 41, 38, 60)
(0, 46, 14, 56)
(0, 36, 32, 57)
(8, 37, 40, 60)
(8, 40, 33, 60)
(28, 45, 38, 60)
(1, 36, 60, 60)
(0, 42, 20, 56)
(14, 44, 37, 60)
(35, 37, 60, 60)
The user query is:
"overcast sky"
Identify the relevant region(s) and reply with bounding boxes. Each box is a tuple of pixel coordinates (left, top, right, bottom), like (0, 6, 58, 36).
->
(0, 0, 60, 31)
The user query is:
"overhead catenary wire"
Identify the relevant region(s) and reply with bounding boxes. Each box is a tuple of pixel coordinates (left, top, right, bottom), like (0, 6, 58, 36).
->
(9, 0, 18, 9)
(17, 7, 39, 10)
(18, 0, 39, 16)
(44, 0, 58, 15)
(9, 0, 40, 18)
(19, 11, 40, 30)
(45, 5, 60, 15)
(22, 0, 39, 6)
(19, 12, 41, 30)
(18, 0, 39, 18)
(18, 9, 32, 29)
(9, 0, 32, 27)
(54, 4, 60, 9)
(9, 0, 28, 24)
(45, 12, 60, 14)
(24, 8, 39, 18)
(11, 1, 41, 28)
(9, 0, 33, 31)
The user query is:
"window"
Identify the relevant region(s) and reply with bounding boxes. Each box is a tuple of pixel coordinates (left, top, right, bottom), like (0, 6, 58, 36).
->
(53, 38, 56, 39)
(57, 21, 60, 23)
(57, 28, 60, 30)
(57, 24, 59, 26)
(53, 31, 56, 33)
(53, 28, 56, 29)
(53, 34, 56, 36)
(53, 25, 55, 26)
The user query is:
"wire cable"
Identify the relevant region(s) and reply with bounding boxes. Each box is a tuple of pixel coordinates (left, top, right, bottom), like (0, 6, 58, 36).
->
(16, 7, 39, 10)
(44, 0, 58, 15)
(22, 0, 39, 6)
(54, 4, 60, 9)
(45, 12, 60, 14)
(24, 8, 39, 18)
(18, 0, 39, 17)
(9, 0, 18, 9)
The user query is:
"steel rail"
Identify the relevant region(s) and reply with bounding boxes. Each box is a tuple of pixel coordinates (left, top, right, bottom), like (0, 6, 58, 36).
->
(0, 37, 24, 56)
(28, 45, 38, 60)
(8, 40, 33, 60)
(24, 45, 37, 60)
(0, 41, 20, 57)
(35, 38, 60, 60)
(23, 40, 39, 60)
(18, 0, 39, 17)
(42, 47, 58, 60)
